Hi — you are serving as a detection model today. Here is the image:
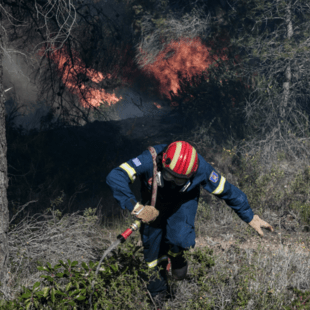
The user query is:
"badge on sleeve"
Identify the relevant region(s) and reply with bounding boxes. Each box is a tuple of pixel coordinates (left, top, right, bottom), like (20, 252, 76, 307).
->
(132, 158, 142, 167)
(209, 171, 219, 183)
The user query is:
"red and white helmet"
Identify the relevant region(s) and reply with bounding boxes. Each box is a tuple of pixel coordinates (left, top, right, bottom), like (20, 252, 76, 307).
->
(162, 141, 199, 179)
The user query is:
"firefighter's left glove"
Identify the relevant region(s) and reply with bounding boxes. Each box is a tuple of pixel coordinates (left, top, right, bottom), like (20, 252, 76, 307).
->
(249, 215, 274, 237)
(131, 203, 159, 224)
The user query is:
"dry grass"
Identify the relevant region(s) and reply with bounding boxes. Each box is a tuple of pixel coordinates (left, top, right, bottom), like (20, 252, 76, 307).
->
(2, 207, 132, 301)
(2, 185, 310, 309)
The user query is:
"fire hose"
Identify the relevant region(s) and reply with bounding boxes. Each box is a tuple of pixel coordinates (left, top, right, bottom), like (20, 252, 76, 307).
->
(89, 147, 158, 309)
(116, 146, 158, 242)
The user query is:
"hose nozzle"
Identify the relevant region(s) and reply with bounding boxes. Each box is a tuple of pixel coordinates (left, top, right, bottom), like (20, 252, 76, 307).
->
(117, 220, 141, 243)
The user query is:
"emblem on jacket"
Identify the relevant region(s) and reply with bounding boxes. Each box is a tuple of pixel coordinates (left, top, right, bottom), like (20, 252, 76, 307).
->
(133, 158, 141, 167)
(209, 171, 219, 183)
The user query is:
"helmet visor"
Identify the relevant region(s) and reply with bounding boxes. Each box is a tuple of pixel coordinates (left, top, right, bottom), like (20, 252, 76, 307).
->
(162, 169, 187, 186)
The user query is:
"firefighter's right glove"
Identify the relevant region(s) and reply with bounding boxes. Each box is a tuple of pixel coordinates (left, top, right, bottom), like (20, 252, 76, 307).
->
(131, 203, 159, 224)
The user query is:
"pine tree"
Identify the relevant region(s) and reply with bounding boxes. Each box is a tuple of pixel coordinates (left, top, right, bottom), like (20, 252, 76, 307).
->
(222, 0, 310, 165)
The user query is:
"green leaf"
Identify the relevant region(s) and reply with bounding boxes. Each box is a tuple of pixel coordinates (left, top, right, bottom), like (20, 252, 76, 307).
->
(71, 261, 78, 267)
(41, 275, 54, 282)
(37, 266, 47, 271)
(69, 289, 80, 296)
(68, 301, 76, 306)
(76, 295, 86, 301)
(47, 262, 52, 269)
(55, 290, 66, 296)
(82, 262, 88, 270)
(42, 287, 49, 297)
(32, 281, 40, 290)
(21, 292, 31, 299)
(56, 272, 64, 277)
(65, 282, 72, 291)
(110, 264, 118, 272)
(23, 286, 30, 293)
(67, 259, 71, 265)
(25, 301, 32, 310)
(51, 288, 55, 303)
(34, 291, 44, 298)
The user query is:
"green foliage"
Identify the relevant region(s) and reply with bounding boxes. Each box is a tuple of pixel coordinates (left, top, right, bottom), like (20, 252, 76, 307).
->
(128, 0, 170, 35)
(232, 149, 310, 228)
(42, 191, 65, 222)
(234, 153, 265, 211)
(196, 200, 212, 223)
(231, 263, 256, 308)
(284, 288, 310, 309)
(185, 246, 215, 281)
(50, 191, 65, 210)
(0, 241, 152, 309)
(81, 207, 98, 225)
(195, 200, 213, 238)
(291, 167, 310, 195)
(289, 167, 310, 226)
(291, 202, 310, 227)
(180, 246, 286, 310)
(181, 246, 216, 309)
(234, 152, 289, 213)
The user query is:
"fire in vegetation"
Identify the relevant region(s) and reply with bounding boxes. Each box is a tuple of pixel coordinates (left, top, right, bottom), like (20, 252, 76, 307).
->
(138, 37, 229, 106)
(48, 47, 123, 108)
(47, 37, 229, 109)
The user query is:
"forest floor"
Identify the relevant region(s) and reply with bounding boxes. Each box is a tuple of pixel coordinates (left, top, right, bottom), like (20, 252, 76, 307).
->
(195, 224, 310, 258)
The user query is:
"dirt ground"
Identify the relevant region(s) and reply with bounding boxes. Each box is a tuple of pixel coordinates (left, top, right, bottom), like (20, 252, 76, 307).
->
(195, 216, 310, 257)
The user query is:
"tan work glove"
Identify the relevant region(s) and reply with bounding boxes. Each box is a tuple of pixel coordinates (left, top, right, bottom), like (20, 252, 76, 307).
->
(249, 215, 274, 236)
(131, 203, 159, 224)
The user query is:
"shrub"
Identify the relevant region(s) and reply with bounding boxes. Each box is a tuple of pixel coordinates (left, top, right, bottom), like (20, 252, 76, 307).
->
(285, 288, 310, 309)
(0, 241, 153, 310)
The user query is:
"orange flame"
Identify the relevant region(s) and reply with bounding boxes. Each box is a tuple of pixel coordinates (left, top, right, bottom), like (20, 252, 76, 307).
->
(138, 37, 229, 105)
(48, 47, 122, 107)
(153, 102, 162, 109)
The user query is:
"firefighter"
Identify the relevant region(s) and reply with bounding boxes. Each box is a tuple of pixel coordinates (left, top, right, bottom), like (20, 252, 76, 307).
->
(106, 141, 273, 302)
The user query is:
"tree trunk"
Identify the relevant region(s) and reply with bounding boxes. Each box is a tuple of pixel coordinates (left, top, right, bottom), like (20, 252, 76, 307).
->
(0, 27, 9, 289)
(281, 1, 293, 117)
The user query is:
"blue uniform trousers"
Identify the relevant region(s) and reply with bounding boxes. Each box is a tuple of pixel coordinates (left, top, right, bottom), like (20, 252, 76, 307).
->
(140, 222, 186, 296)
(139, 185, 199, 297)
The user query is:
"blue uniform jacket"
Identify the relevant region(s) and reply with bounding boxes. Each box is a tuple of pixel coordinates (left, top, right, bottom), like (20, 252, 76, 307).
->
(106, 144, 254, 249)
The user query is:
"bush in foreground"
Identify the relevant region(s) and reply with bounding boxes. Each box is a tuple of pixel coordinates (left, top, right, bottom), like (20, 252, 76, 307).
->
(0, 241, 153, 310)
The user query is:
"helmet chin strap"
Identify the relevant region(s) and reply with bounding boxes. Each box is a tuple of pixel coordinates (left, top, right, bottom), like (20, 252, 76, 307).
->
(179, 181, 191, 192)
(156, 171, 164, 188)
(165, 179, 191, 192)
